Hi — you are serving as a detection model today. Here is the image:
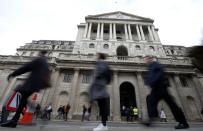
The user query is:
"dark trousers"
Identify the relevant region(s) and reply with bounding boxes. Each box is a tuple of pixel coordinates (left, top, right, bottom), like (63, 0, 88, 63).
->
(97, 98, 110, 126)
(146, 88, 187, 124)
(12, 91, 33, 122)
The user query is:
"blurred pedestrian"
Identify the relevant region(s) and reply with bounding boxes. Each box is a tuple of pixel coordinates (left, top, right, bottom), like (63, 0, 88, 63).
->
(87, 104, 92, 121)
(64, 103, 71, 121)
(1, 50, 51, 128)
(81, 105, 87, 122)
(143, 55, 189, 129)
(34, 103, 41, 119)
(46, 104, 52, 120)
(89, 53, 111, 131)
(160, 108, 167, 122)
(56, 105, 63, 119)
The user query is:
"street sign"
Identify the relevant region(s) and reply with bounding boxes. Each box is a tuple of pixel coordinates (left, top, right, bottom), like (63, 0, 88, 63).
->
(6, 92, 21, 111)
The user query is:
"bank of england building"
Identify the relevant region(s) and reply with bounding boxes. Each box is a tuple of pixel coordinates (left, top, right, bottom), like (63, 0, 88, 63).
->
(0, 11, 203, 121)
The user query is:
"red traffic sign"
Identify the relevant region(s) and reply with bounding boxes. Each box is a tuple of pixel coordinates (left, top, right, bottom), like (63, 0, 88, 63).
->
(6, 92, 21, 111)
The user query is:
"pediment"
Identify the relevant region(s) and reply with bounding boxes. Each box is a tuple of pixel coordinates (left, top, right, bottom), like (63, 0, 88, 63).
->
(86, 11, 153, 22)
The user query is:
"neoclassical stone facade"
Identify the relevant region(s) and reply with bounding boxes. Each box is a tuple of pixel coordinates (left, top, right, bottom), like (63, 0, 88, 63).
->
(0, 11, 203, 121)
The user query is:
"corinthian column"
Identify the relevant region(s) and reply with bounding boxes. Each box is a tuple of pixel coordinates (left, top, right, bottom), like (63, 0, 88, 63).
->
(100, 23, 104, 40)
(109, 23, 113, 40)
(148, 25, 154, 41)
(136, 25, 141, 41)
(87, 22, 92, 39)
(96, 23, 100, 40)
(124, 24, 129, 40)
(69, 68, 80, 118)
(139, 25, 145, 41)
(83, 23, 88, 39)
(128, 24, 132, 40)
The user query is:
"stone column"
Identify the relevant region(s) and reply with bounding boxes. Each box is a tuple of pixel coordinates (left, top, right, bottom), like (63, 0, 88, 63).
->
(136, 25, 141, 41)
(192, 76, 203, 106)
(134, 72, 142, 119)
(109, 23, 113, 40)
(173, 74, 189, 118)
(100, 23, 104, 40)
(148, 25, 154, 41)
(151, 26, 158, 41)
(139, 25, 145, 41)
(96, 23, 100, 40)
(124, 24, 129, 40)
(128, 24, 132, 40)
(83, 23, 88, 38)
(113, 23, 116, 40)
(46, 69, 60, 108)
(87, 22, 92, 39)
(113, 71, 121, 121)
(136, 72, 149, 121)
(155, 29, 160, 42)
(69, 68, 80, 118)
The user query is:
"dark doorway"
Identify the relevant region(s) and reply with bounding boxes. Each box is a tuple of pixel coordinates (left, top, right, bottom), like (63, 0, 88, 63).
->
(120, 82, 137, 109)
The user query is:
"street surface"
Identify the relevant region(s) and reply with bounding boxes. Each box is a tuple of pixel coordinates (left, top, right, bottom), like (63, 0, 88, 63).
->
(0, 120, 203, 131)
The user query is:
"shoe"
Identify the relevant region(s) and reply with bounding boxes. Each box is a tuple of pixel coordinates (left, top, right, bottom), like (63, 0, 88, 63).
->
(175, 123, 189, 129)
(93, 123, 108, 131)
(1, 120, 17, 128)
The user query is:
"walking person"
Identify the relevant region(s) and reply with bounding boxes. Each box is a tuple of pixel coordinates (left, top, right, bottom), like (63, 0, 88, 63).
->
(64, 103, 71, 121)
(56, 105, 63, 119)
(34, 103, 41, 119)
(46, 104, 52, 120)
(81, 105, 87, 122)
(87, 104, 92, 121)
(89, 53, 111, 131)
(160, 108, 167, 122)
(1, 50, 51, 128)
(143, 55, 189, 129)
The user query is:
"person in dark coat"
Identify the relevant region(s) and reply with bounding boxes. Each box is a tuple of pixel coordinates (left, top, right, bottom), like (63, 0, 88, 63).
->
(87, 104, 92, 121)
(81, 105, 87, 122)
(89, 53, 110, 131)
(1, 50, 51, 128)
(143, 56, 189, 129)
(64, 103, 71, 121)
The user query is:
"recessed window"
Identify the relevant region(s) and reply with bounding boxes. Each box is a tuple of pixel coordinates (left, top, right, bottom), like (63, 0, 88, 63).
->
(63, 72, 73, 83)
(135, 45, 141, 50)
(103, 44, 109, 49)
(89, 43, 95, 48)
(93, 29, 97, 33)
(149, 46, 155, 51)
(22, 52, 26, 56)
(180, 76, 188, 87)
(116, 31, 121, 34)
(30, 52, 35, 56)
(82, 72, 92, 83)
(104, 30, 109, 33)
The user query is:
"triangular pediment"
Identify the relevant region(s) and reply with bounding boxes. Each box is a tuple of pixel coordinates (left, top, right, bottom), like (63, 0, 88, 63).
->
(86, 11, 153, 22)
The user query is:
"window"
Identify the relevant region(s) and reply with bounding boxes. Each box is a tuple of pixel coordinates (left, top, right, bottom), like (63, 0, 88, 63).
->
(22, 52, 26, 56)
(180, 76, 188, 87)
(30, 52, 34, 56)
(103, 44, 109, 49)
(63, 72, 73, 83)
(93, 29, 97, 33)
(116, 31, 121, 34)
(89, 43, 95, 48)
(104, 30, 109, 33)
(135, 45, 141, 50)
(149, 46, 155, 51)
(82, 73, 92, 83)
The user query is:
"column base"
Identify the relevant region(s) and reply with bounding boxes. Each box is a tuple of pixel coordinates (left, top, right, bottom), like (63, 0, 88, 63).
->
(109, 39, 117, 42)
(113, 115, 121, 121)
(126, 40, 133, 42)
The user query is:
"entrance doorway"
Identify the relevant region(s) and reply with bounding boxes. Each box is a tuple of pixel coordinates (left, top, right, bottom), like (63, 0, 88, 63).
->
(120, 82, 137, 116)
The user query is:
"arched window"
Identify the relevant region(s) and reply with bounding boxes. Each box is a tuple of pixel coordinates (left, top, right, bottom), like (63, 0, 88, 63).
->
(135, 45, 141, 50)
(89, 43, 95, 48)
(149, 46, 155, 51)
(103, 44, 109, 49)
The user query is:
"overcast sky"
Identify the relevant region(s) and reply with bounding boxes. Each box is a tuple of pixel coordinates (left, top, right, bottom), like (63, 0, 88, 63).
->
(0, 0, 203, 55)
